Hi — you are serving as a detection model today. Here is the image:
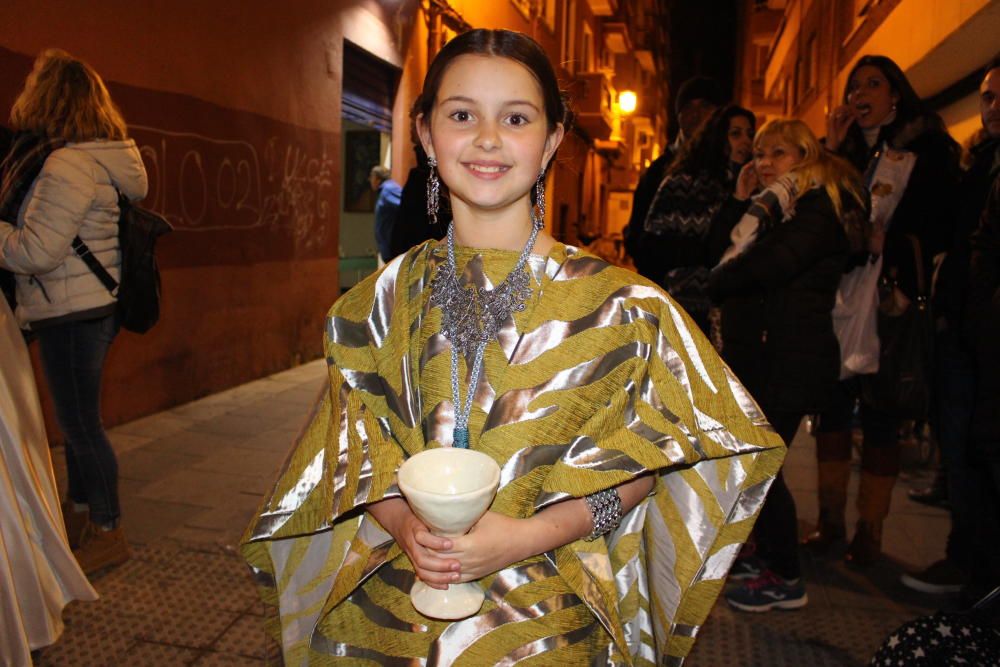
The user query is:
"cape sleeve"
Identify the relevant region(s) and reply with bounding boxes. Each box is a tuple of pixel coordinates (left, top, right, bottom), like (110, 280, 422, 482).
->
(529, 282, 785, 665)
(240, 248, 427, 665)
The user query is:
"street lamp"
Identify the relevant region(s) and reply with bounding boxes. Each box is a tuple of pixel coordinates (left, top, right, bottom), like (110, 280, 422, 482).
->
(618, 90, 637, 114)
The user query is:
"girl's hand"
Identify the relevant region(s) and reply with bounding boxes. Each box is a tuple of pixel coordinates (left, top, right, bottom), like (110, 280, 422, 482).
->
(735, 162, 759, 200)
(826, 105, 855, 152)
(368, 498, 461, 590)
(444, 512, 531, 582)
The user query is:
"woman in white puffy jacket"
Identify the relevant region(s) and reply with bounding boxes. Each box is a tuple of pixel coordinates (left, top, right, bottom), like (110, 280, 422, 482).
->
(0, 49, 147, 575)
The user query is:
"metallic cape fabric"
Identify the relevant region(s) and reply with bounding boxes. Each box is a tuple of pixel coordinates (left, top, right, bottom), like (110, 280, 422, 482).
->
(0, 298, 98, 665)
(241, 240, 785, 666)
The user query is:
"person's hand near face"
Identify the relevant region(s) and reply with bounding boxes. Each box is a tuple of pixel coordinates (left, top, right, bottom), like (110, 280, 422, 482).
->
(825, 104, 856, 152)
(734, 162, 759, 200)
(827, 64, 898, 151)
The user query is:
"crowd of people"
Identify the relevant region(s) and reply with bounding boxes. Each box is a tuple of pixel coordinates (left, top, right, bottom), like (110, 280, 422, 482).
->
(1, 28, 997, 666)
(625, 56, 1000, 616)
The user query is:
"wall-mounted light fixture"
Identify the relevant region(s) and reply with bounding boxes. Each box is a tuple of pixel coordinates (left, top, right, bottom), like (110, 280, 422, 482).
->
(618, 90, 637, 114)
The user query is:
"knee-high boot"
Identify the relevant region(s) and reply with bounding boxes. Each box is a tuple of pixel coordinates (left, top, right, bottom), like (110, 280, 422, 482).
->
(845, 447, 898, 566)
(802, 431, 852, 550)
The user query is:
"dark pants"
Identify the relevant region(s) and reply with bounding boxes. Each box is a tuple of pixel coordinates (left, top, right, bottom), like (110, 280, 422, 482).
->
(971, 457, 1000, 593)
(35, 313, 120, 525)
(931, 331, 977, 570)
(754, 411, 804, 580)
(815, 379, 901, 475)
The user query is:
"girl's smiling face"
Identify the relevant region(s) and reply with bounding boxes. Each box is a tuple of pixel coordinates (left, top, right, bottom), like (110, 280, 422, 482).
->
(417, 54, 563, 219)
(753, 135, 803, 187)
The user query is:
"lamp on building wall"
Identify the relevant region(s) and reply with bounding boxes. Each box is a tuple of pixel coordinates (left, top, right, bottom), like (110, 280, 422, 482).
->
(618, 90, 637, 114)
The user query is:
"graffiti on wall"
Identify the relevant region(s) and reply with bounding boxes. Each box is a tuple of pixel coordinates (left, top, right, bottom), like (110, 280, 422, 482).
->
(131, 126, 334, 252)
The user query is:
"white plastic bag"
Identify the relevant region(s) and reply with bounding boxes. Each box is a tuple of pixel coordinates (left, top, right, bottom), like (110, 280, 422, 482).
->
(833, 255, 882, 379)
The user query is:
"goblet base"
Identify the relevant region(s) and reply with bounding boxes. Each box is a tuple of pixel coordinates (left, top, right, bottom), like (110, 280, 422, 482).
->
(410, 580, 486, 620)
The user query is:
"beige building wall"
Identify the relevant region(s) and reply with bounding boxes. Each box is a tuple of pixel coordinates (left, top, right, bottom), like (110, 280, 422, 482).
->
(738, 0, 1000, 144)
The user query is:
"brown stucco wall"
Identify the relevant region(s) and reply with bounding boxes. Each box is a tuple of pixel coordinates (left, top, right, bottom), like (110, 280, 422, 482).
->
(0, 0, 415, 430)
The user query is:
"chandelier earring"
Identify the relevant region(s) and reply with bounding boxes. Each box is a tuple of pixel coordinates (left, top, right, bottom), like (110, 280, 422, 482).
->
(531, 171, 546, 230)
(426, 156, 440, 226)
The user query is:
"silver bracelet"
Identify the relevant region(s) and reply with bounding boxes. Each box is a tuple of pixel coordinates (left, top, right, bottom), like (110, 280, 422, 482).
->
(584, 488, 622, 541)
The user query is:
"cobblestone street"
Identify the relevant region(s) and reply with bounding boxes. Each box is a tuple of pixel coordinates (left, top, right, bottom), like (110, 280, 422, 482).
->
(37, 359, 952, 666)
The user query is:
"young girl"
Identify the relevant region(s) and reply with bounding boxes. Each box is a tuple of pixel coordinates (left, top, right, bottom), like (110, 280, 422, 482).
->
(242, 30, 784, 665)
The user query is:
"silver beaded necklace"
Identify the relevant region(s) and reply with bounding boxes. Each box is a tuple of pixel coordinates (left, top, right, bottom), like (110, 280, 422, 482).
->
(429, 216, 542, 448)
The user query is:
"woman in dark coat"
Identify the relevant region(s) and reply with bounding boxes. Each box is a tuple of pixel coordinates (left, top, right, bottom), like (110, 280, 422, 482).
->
(640, 104, 755, 334)
(708, 118, 867, 612)
(807, 55, 961, 565)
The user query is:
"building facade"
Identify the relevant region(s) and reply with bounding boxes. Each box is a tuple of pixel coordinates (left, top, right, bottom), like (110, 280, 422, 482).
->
(736, 0, 1000, 144)
(0, 0, 670, 430)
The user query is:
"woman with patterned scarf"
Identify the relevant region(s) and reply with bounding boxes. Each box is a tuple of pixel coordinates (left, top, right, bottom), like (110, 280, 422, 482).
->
(241, 29, 785, 665)
(707, 119, 868, 612)
(641, 105, 756, 336)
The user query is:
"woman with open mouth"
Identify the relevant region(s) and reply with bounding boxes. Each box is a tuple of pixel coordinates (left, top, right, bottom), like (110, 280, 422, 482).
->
(806, 55, 961, 567)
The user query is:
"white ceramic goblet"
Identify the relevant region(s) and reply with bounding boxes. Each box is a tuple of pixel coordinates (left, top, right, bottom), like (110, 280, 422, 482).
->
(397, 447, 501, 620)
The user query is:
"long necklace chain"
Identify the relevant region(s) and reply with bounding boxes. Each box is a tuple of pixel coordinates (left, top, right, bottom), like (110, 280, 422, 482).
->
(430, 217, 542, 448)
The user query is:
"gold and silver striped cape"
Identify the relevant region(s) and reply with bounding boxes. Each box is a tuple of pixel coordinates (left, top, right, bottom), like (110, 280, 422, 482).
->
(241, 241, 785, 666)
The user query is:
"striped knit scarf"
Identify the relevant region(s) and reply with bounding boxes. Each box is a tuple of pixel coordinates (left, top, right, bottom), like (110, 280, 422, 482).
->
(716, 174, 802, 267)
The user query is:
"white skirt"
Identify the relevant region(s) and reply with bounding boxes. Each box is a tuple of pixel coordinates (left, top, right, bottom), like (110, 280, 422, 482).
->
(0, 297, 97, 666)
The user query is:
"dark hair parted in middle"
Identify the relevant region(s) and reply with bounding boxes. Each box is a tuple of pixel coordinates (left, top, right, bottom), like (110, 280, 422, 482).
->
(668, 104, 756, 182)
(411, 29, 570, 136)
(843, 55, 925, 123)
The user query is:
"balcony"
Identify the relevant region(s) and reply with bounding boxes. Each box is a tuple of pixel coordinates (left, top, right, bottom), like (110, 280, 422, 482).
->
(584, 0, 618, 17)
(602, 22, 632, 55)
(574, 71, 615, 142)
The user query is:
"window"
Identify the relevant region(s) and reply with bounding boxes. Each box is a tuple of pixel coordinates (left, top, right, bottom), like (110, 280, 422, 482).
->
(581, 24, 594, 73)
(561, 0, 577, 74)
(541, 0, 556, 32)
(602, 45, 614, 70)
(753, 43, 769, 81)
(510, 0, 531, 20)
(805, 34, 818, 94)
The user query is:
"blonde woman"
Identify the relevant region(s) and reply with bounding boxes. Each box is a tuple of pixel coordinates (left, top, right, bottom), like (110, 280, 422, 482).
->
(0, 49, 147, 574)
(706, 119, 867, 611)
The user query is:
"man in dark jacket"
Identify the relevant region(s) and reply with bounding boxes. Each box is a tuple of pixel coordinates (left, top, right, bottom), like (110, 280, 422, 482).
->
(966, 170, 1000, 601)
(370, 165, 402, 263)
(965, 61, 1000, 600)
(624, 76, 726, 280)
(902, 60, 1000, 596)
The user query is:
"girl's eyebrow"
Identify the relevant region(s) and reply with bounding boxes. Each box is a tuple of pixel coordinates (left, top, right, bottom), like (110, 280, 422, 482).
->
(440, 95, 540, 111)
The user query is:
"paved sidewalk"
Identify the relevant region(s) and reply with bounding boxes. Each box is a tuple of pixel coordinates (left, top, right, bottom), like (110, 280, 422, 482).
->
(37, 359, 953, 666)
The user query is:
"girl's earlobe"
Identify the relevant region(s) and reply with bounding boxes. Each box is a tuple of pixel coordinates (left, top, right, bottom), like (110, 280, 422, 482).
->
(416, 113, 434, 157)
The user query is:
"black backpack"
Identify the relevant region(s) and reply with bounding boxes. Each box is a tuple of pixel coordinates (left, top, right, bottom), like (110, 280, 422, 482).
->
(74, 191, 172, 333)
